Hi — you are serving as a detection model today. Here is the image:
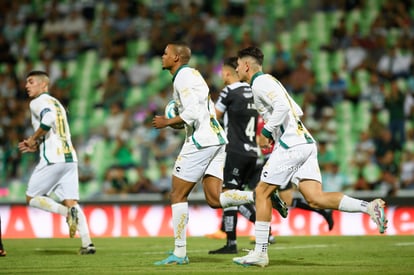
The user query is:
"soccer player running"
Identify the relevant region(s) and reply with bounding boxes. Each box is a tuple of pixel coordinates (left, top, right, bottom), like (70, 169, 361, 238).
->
(152, 42, 284, 265)
(232, 47, 387, 268)
(209, 57, 277, 254)
(18, 71, 95, 255)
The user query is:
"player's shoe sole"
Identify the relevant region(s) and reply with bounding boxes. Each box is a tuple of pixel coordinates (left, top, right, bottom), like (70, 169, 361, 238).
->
(154, 254, 189, 265)
(209, 245, 237, 254)
(233, 250, 269, 267)
(0, 249, 6, 257)
(271, 191, 288, 218)
(67, 206, 79, 238)
(367, 199, 387, 234)
(79, 244, 96, 255)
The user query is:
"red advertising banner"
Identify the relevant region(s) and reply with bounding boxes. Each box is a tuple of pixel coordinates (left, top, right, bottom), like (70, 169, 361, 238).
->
(0, 205, 413, 239)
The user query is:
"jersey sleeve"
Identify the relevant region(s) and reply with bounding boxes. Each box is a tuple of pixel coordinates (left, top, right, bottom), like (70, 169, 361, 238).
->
(174, 69, 203, 125)
(215, 87, 229, 113)
(30, 96, 56, 130)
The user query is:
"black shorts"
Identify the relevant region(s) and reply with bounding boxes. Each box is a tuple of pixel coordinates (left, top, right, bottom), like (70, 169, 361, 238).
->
(223, 151, 258, 190)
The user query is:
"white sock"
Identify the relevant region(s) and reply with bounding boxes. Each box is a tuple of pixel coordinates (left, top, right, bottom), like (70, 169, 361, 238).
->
(172, 202, 188, 258)
(74, 204, 92, 247)
(254, 221, 270, 253)
(338, 195, 369, 213)
(219, 190, 254, 208)
(29, 196, 67, 216)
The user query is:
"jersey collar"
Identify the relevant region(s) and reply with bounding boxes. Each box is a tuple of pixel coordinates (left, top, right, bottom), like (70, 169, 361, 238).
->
(250, 71, 264, 86)
(172, 65, 189, 82)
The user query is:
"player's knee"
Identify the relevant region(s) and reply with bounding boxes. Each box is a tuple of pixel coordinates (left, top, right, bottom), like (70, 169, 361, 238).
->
(205, 197, 221, 209)
(305, 196, 323, 209)
(169, 191, 187, 204)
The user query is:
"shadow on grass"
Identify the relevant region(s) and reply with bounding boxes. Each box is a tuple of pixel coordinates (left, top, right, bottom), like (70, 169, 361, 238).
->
(272, 259, 338, 266)
(35, 248, 77, 255)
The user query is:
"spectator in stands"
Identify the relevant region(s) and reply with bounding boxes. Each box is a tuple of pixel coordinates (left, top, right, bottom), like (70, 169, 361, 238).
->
(327, 70, 347, 106)
(41, 8, 65, 58)
(129, 166, 159, 194)
(404, 77, 414, 120)
(127, 54, 154, 86)
(109, 4, 134, 59)
(377, 46, 412, 81)
(318, 139, 337, 169)
(360, 71, 385, 110)
(134, 114, 159, 170)
(289, 56, 312, 95)
(3, 128, 22, 179)
(374, 128, 402, 163)
(377, 149, 400, 196)
(0, 33, 15, 64)
(321, 17, 349, 51)
(385, 79, 407, 145)
(400, 149, 414, 190)
(345, 72, 362, 104)
(98, 59, 130, 107)
(152, 162, 172, 200)
(102, 166, 130, 194)
(51, 65, 73, 107)
(321, 161, 352, 192)
(132, 3, 152, 39)
(150, 128, 181, 164)
(352, 156, 381, 192)
(270, 42, 292, 87)
(344, 37, 367, 73)
(78, 154, 95, 186)
(355, 130, 377, 163)
(103, 101, 131, 141)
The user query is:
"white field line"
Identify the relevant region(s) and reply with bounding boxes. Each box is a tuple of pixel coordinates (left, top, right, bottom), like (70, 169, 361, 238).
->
(394, 242, 414, 246)
(143, 244, 333, 255)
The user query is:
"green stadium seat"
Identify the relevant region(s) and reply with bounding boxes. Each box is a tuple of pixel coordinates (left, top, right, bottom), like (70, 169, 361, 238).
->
(125, 86, 144, 107)
(25, 24, 39, 61)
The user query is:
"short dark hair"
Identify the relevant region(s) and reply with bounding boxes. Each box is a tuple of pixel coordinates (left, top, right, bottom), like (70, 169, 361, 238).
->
(26, 70, 49, 78)
(169, 41, 191, 64)
(223, 57, 238, 70)
(237, 46, 264, 66)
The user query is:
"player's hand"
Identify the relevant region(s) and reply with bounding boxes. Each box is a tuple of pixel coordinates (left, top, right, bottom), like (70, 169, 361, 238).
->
(18, 139, 38, 153)
(152, 115, 168, 129)
(258, 133, 273, 149)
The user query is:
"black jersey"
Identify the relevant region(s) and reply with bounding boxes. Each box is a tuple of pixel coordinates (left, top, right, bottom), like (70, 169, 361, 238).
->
(215, 82, 258, 157)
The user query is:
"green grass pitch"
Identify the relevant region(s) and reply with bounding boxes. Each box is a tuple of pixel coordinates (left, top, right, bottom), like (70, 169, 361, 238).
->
(1, 236, 413, 274)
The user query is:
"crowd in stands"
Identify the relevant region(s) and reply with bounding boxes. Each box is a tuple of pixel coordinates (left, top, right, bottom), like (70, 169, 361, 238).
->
(0, 0, 414, 201)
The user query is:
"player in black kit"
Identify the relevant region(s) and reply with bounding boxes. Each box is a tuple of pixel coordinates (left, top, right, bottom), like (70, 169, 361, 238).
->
(208, 57, 278, 254)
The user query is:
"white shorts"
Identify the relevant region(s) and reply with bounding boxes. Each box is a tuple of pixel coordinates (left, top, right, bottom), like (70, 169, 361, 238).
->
(173, 142, 225, 182)
(261, 143, 321, 188)
(26, 162, 79, 201)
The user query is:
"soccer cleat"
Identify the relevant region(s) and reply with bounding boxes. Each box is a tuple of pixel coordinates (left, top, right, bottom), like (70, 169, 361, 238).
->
(270, 191, 288, 218)
(66, 206, 79, 238)
(79, 244, 96, 255)
(205, 229, 226, 240)
(209, 244, 237, 254)
(323, 210, 334, 231)
(367, 199, 387, 234)
(233, 250, 269, 267)
(0, 249, 6, 257)
(268, 235, 276, 244)
(154, 254, 189, 265)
